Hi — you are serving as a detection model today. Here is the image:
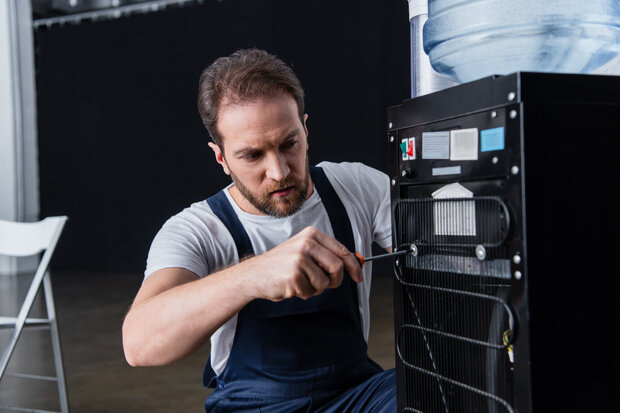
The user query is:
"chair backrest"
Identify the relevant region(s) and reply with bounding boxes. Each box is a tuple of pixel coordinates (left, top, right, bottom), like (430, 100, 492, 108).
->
(0, 216, 68, 257)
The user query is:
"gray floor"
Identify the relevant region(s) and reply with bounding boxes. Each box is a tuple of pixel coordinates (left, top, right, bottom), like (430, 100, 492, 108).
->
(0, 270, 395, 413)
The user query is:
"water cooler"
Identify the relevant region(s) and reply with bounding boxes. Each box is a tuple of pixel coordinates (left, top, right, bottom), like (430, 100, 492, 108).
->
(387, 71, 620, 413)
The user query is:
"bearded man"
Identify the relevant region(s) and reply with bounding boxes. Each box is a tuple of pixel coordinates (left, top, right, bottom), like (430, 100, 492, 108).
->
(122, 48, 396, 412)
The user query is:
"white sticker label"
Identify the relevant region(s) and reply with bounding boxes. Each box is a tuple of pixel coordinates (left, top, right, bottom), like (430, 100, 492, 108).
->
(450, 128, 478, 161)
(422, 131, 450, 159)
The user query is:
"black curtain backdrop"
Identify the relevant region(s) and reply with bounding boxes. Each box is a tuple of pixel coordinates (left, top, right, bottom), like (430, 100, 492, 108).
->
(35, 0, 410, 271)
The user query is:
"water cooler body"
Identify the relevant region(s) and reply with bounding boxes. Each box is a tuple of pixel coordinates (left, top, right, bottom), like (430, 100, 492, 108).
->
(387, 72, 619, 413)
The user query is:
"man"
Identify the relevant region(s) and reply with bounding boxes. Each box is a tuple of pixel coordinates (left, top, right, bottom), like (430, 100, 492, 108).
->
(122, 48, 396, 412)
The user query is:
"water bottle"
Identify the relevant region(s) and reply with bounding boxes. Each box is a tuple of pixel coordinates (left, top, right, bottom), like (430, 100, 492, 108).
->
(423, 0, 620, 83)
(409, 0, 457, 97)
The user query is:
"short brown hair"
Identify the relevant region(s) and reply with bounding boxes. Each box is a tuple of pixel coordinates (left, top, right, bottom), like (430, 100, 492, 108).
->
(197, 48, 305, 146)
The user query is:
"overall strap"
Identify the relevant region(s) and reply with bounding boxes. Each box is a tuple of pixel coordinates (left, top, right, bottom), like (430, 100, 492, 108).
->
(203, 189, 255, 388)
(206, 189, 254, 258)
(309, 165, 356, 252)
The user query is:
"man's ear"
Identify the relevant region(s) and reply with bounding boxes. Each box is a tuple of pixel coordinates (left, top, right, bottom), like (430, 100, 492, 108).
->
(208, 142, 231, 175)
(303, 114, 309, 150)
(303, 114, 309, 136)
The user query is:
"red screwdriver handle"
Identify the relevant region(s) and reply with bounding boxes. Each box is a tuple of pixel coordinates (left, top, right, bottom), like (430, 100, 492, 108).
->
(355, 251, 365, 268)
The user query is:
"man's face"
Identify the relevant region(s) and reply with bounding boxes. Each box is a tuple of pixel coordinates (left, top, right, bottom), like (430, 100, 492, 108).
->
(209, 94, 311, 218)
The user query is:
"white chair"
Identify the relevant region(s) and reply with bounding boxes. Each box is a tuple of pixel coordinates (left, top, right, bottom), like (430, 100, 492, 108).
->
(0, 216, 69, 413)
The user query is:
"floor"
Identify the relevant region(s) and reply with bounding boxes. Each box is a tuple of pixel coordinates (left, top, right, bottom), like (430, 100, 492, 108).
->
(0, 269, 395, 413)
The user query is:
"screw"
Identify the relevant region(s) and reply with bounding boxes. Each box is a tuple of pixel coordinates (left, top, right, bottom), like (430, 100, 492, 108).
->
(390, 136, 394, 142)
(510, 110, 518, 119)
(491, 111, 498, 118)
(513, 254, 521, 264)
(508, 92, 516, 101)
(492, 156, 499, 164)
(389, 122, 393, 129)
(514, 270, 522, 280)
(511, 165, 519, 175)
(391, 179, 396, 186)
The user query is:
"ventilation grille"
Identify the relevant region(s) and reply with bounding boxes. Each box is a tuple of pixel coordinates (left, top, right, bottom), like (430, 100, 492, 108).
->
(394, 197, 517, 413)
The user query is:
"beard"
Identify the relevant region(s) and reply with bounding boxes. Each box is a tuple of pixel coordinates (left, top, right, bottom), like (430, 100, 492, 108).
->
(229, 157, 310, 218)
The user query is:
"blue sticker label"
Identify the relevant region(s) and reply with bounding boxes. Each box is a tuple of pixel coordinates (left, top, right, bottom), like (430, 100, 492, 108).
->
(480, 127, 505, 152)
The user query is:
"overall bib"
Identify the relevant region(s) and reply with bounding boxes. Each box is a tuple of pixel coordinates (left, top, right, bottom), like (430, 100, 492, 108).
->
(203, 166, 395, 412)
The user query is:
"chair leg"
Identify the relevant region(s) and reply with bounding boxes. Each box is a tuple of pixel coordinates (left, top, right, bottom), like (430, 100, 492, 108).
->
(0, 324, 21, 380)
(0, 268, 45, 379)
(43, 272, 70, 413)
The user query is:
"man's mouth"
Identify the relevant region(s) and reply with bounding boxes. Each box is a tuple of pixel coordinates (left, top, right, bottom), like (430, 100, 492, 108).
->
(270, 186, 294, 198)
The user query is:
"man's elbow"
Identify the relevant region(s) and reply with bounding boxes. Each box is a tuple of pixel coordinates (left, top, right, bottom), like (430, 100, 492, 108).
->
(123, 340, 142, 367)
(124, 351, 141, 368)
(122, 330, 143, 367)
(122, 321, 184, 367)
(122, 320, 152, 367)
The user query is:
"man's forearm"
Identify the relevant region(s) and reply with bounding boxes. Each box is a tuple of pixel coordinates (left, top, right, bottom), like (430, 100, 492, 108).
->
(122, 266, 254, 367)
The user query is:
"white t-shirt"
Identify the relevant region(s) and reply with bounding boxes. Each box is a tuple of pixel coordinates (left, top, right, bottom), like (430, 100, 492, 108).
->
(145, 161, 391, 375)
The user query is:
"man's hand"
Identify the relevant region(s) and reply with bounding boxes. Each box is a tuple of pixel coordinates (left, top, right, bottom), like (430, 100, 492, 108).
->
(241, 226, 362, 301)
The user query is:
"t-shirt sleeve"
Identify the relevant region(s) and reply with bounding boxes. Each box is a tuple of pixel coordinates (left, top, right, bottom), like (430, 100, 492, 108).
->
(357, 164, 392, 249)
(145, 219, 207, 279)
(144, 202, 235, 279)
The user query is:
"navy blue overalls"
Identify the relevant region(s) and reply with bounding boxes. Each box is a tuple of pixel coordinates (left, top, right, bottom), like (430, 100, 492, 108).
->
(204, 166, 396, 412)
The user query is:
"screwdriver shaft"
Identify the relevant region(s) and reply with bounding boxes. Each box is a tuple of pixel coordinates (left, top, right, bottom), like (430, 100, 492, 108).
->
(363, 250, 408, 262)
(355, 249, 409, 267)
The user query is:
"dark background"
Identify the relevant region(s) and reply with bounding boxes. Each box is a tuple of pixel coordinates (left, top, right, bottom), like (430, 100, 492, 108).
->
(34, 0, 410, 272)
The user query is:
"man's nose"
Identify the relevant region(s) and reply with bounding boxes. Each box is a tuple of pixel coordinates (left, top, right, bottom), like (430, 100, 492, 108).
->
(265, 153, 290, 182)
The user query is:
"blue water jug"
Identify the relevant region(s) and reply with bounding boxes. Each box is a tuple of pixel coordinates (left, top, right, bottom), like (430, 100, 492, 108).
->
(423, 0, 620, 83)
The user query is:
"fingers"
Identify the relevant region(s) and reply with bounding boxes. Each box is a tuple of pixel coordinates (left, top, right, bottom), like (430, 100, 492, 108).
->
(285, 267, 317, 300)
(273, 249, 335, 300)
(302, 243, 343, 290)
(253, 227, 364, 302)
(296, 227, 363, 285)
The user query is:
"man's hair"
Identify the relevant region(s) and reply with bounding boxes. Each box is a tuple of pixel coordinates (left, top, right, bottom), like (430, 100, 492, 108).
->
(197, 48, 305, 146)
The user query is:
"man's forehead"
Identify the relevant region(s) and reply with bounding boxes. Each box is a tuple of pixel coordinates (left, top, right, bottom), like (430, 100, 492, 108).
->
(216, 96, 303, 149)
(224, 125, 302, 153)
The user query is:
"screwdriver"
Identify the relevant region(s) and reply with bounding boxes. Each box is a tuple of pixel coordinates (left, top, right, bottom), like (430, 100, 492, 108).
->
(354, 249, 409, 268)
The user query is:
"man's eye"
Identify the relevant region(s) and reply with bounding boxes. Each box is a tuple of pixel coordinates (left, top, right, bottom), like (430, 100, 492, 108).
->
(282, 140, 298, 149)
(244, 152, 261, 161)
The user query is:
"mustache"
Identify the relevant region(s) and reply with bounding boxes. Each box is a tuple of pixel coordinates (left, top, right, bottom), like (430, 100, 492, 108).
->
(265, 177, 297, 193)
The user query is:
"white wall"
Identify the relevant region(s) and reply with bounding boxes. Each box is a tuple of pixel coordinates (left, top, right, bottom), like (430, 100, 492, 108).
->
(0, 1, 17, 222)
(0, 0, 40, 275)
